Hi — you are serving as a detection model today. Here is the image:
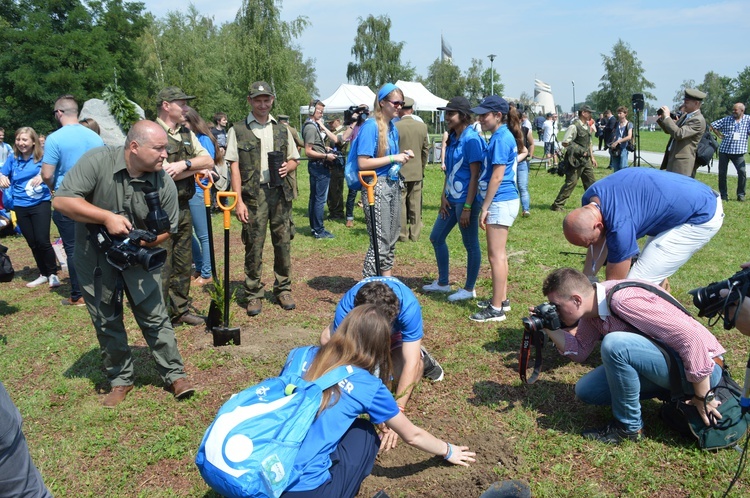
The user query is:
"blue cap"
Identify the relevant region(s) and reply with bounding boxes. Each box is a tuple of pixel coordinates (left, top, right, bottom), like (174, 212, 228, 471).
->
(470, 96, 510, 115)
(377, 83, 399, 102)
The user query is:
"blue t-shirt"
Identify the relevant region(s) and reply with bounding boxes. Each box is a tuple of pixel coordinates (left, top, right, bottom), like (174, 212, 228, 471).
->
(444, 126, 486, 204)
(478, 124, 519, 202)
(281, 346, 399, 492)
(1, 155, 51, 208)
(581, 168, 718, 263)
(348, 118, 399, 178)
(332, 276, 423, 342)
(42, 124, 104, 190)
(193, 133, 216, 193)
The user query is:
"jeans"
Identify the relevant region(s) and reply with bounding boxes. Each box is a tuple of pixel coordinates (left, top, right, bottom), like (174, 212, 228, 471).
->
(307, 161, 330, 235)
(516, 160, 530, 212)
(52, 209, 80, 299)
(345, 187, 359, 221)
(15, 201, 57, 277)
(188, 191, 212, 279)
(575, 332, 723, 433)
(718, 152, 746, 200)
(611, 148, 629, 172)
(429, 201, 481, 290)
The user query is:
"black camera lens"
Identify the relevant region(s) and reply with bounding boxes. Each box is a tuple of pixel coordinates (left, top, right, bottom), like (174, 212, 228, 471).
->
(144, 189, 170, 235)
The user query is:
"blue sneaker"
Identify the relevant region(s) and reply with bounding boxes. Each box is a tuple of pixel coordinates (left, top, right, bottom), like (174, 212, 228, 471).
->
(314, 230, 335, 239)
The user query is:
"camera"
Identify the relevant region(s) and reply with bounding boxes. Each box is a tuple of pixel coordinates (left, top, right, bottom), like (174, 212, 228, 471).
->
(87, 187, 170, 272)
(522, 302, 562, 333)
(656, 108, 679, 121)
(689, 268, 750, 326)
(344, 105, 369, 126)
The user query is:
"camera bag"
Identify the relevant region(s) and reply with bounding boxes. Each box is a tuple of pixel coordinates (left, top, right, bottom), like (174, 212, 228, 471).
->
(0, 243, 14, 282)
(607, 282, 750, 450)
(196, 346, 355, 498)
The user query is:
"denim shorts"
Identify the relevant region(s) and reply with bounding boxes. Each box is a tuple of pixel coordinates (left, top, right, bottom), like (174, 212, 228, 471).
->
(486, 198, 519, 227)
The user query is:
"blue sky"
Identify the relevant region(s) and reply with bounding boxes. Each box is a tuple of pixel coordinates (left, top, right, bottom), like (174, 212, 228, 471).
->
(140, 0, 749, 112)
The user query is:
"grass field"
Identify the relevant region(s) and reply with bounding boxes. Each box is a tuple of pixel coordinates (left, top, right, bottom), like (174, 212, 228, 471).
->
(1, 159, 750, 497)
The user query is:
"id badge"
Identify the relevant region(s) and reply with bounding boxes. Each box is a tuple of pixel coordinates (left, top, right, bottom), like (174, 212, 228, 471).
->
(733, 132, 741, 141)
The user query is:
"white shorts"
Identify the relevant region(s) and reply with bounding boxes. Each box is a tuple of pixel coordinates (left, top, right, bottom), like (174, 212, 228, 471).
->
(628, 196, 724, 284)
(485, 198, 520, 227)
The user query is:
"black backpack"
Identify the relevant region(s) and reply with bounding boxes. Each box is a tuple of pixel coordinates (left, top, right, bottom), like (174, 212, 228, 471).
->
(0, 243, 14, 283)
(696, 127, 719, 167)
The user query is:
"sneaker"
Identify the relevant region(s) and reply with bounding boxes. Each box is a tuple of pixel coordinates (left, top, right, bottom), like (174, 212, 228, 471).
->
(314, 230, 335, 239)
(477, 299, 511, 311)
(522, 210, 531, 218)
(422, 280, 452, 293)
(470, 306, 506, 322)
(581, 420, 642, 444)
(61, 297, 86, 306)
(26, 275, 48, 288)
(448, 288, 476, 302)
(48, 275, 61, 288)
(421, 346, 444, 381)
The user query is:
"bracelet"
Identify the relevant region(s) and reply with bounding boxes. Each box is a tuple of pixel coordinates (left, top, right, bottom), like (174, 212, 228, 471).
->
(398, 405, 405, 413)
(443, 442, 453, 460)
(388, 155, 394, 164)
(463, 203, 472, 210)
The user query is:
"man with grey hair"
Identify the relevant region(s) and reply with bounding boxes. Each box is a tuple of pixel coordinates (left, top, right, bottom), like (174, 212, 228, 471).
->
(711, 102, 750, 201)
(53, 120, 195, 408)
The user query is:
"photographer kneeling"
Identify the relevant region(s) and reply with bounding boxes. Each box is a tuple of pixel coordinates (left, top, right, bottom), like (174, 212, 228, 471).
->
(538, 267, 725, 444)
(53, 121, 195, 408)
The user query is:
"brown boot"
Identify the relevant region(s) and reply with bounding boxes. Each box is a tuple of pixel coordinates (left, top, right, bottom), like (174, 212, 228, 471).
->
(247, 298, 262, 316)
(167, 377, 195, 400)
(102, 385, 133, 408)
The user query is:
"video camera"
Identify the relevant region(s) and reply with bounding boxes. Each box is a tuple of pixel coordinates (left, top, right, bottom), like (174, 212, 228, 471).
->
(87, 189, 170, 272)
(689, 268, 750, 329)
(344, 105, 369, 126)
(519, 303, 562, 384)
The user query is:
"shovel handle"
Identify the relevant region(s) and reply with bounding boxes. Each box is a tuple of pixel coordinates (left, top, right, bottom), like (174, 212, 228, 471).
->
(359, 170, 377, 205)
(195, 172, 213, 207)
(217, 191, 238, 229)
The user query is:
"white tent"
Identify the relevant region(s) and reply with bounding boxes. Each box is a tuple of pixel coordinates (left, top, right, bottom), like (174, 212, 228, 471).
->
(298, 84, 376, 116)
(395, 81, 448, 111)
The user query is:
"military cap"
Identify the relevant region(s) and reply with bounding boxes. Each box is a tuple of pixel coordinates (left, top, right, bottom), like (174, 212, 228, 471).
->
(684, 88, 706, 101)
(578, 104, 593, 113)
(278, 115, 290, 121)
(403, 97, 415, 109)
(249, 81, 275, 98)
(157, 86, 195, 103)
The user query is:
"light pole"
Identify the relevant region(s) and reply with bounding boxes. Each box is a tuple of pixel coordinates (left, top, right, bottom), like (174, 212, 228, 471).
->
(571, 80, 576, 113)
(488, 54, 496, 95)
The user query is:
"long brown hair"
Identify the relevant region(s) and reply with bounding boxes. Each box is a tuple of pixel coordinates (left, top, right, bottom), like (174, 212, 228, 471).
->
(373, 88, 403, 158)
(304, 304, 393, 413)
(505, 107, 526, 154)
(184, 107, 223, 165)
(13, 127, 42, 162)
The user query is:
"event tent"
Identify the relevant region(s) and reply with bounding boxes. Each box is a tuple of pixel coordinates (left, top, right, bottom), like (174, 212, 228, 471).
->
(298, 84, 376, 116)
(395, 81, 448, 111)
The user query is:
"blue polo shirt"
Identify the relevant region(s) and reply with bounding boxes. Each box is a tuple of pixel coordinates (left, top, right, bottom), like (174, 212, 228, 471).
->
(478, 124, 518, 202)
(444, 126, 486, 204)
(281, 346, 398, 492)
(348, 118, 399, 178)
(1, 155, 51, 207)
(42, 124, 104, 191)
(581, 168, 717, 263)
(331, 276, 423, 343)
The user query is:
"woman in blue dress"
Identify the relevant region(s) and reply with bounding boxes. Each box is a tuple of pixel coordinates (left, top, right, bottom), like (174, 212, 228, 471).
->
(423, 96, 485, 302)
(0, 127, 59, 289)
(280, 304, 475, 497)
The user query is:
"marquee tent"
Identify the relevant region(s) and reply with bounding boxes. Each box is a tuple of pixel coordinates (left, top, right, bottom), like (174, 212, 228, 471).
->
(298, 84, 376, 115)
(395, 81, 448, 111)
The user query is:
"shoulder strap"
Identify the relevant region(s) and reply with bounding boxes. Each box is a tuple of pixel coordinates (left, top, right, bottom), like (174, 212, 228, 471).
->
(313, 365, 355, 391)
(606, 282, 688, 400)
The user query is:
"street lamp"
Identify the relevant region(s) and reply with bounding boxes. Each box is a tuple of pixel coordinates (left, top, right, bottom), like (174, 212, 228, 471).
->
(488, 54, 497, 95)
(571, 80, 576, 113)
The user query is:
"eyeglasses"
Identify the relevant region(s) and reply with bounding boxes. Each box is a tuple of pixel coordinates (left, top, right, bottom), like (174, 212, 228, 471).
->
(386, 100, 405, 107)
(53, 109, 65, 115)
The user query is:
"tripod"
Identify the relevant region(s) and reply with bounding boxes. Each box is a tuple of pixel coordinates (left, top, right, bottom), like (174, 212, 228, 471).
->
(631, 107, 655, 168)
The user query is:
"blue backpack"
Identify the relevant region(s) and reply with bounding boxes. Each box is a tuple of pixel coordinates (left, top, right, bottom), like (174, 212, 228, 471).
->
(195, 346, 354, 498)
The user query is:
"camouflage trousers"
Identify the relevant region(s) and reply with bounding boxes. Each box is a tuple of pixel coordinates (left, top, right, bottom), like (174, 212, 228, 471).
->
(161, 206, 193, 320)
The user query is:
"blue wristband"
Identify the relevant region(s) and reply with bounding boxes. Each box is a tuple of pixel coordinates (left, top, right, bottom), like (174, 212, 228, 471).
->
(443, 442, 453, 460)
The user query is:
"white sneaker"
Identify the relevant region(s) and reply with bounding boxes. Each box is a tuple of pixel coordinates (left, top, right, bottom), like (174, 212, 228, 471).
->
(26, 275, 48, 288)
(448, 288, 476, 302)
(422, 280, 452, 293)
(48, 274, 61, 288)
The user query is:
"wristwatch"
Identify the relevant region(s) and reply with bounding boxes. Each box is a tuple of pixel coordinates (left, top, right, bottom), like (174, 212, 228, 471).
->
(185, 159, 192, 171)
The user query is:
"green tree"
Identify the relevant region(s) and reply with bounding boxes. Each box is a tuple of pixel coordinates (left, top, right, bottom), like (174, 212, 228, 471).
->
(733, 66, 750, 106)
(346, 15, 414, 90)
(422, 58, 464, 100)
(592, 39, 655, 115)
(673, 79, 696, 108)
(698, 71, 734, 122)
(464, 58, 484, 103)
(481, 67, 503, 97)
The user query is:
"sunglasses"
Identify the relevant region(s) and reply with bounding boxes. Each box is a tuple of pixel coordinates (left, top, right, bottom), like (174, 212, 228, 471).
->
(386, 100, 405, 107)
(53, 109, 65, 115)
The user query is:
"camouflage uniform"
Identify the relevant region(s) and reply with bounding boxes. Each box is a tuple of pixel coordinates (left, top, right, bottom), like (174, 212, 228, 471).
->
(551, 119, 596, 210)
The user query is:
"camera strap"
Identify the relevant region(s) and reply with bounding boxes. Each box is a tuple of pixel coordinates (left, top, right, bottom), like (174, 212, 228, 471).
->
(519, 327, 547, 384)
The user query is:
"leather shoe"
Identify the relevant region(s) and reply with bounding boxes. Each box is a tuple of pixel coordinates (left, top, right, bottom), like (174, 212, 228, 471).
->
(247, 298, 262, 316)
(167, 377, 195, 400)
(277, 293, 296, 311)
(102, 385, 133, 408)
(172, 313, 204, 326)
(194, 276, 213, 286)
(345, 220, 353, 228)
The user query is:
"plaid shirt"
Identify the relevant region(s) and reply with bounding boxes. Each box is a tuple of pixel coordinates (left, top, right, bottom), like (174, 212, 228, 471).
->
(711, 114, 750, 155)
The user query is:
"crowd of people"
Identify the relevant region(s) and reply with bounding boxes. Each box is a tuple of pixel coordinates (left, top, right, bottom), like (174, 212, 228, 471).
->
(2, 82, 750, 497)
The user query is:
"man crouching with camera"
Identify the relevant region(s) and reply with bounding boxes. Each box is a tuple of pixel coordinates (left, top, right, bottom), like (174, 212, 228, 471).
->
(536, 267, 725, 444)
(53, 121, 195, 408)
